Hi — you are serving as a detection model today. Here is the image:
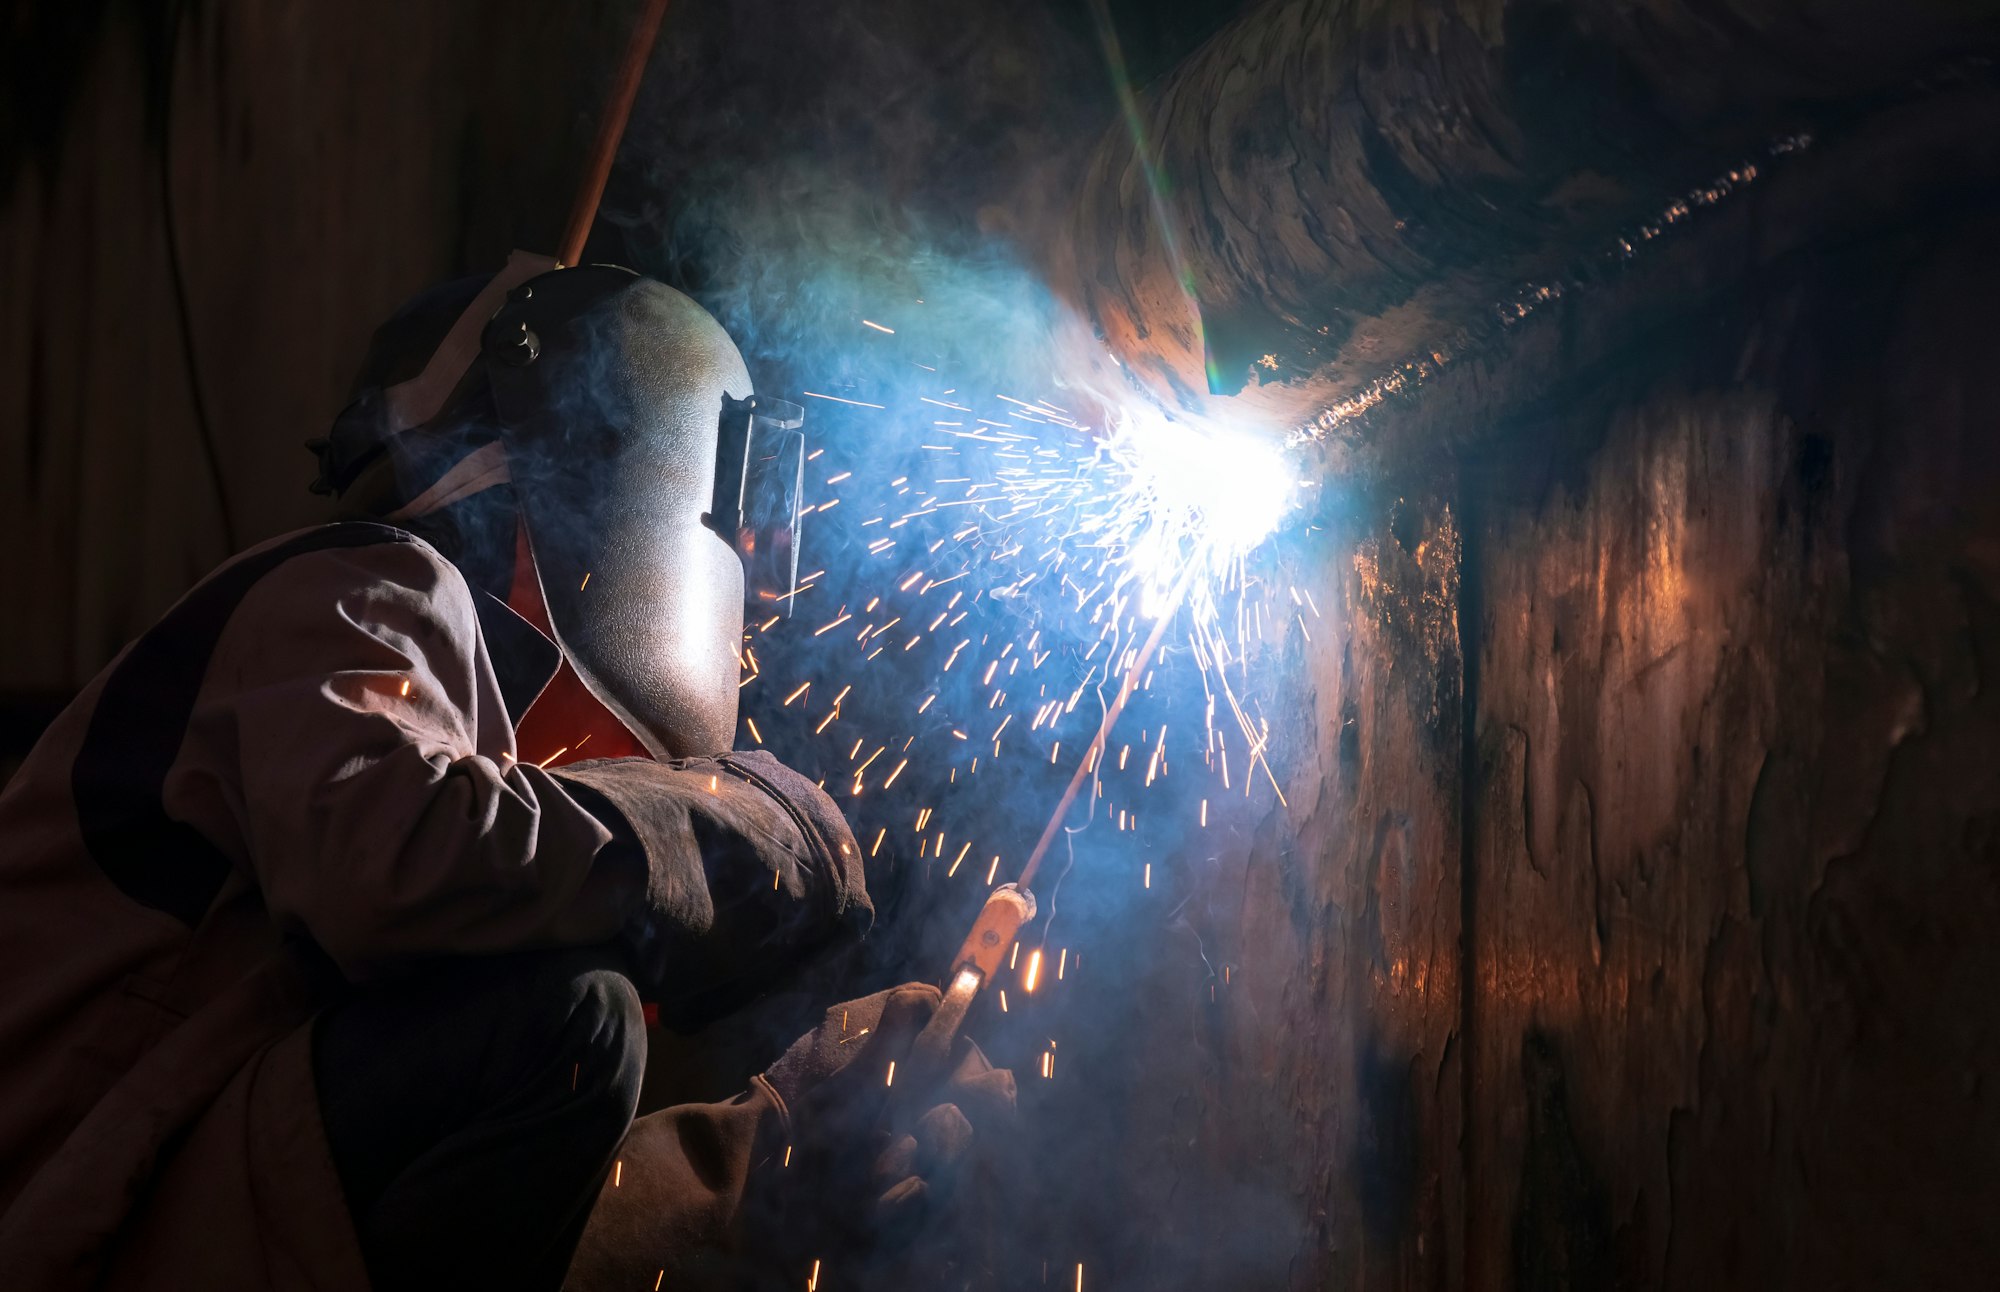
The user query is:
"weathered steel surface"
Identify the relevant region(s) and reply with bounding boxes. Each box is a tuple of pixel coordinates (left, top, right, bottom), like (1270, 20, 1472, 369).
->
(1046, 0, 2000, 453)
(1462, 218, 2000, 1289)
(1094, 110, 2000, 1292)
(1094, 493, 1467, 1290)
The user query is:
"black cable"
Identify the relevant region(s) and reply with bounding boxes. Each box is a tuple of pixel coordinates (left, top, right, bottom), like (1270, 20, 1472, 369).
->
(159, 0, 238, 555)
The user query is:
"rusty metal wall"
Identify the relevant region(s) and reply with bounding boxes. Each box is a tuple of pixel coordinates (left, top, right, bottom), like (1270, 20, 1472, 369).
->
(1083, 490, 1466, 1288)
(1133, 203, 2000, 1292)
(1044, 0, 2000, 462)
(1049, 5, 2000, 1280)
(1457, 213, 2000, 1290)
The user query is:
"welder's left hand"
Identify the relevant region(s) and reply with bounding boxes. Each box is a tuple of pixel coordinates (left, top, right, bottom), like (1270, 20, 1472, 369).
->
(751, 984, 1020, 1276)
(562, 987, 1017, 1292)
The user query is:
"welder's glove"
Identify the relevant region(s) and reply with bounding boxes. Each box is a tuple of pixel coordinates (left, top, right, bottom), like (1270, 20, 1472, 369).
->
(749, 984, 1019, 1279)
(561, 986, 1016, 1292)
(551, 752, 871, 1028)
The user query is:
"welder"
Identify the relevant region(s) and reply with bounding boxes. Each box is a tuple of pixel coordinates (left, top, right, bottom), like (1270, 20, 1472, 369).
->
(0, 260, 1013, 1290)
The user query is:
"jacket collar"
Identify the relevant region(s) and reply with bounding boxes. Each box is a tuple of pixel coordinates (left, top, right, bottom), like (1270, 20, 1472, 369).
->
(471, 589, 562, 728)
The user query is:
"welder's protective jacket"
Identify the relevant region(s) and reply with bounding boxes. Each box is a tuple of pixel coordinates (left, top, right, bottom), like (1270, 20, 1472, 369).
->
(0, 522, 869, 1290)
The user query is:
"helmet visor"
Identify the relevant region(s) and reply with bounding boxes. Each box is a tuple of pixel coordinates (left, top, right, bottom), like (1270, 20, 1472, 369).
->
(710, 395, 806, 616)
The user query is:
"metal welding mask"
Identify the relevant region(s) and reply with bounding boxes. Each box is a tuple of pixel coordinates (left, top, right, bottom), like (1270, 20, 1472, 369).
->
(316, 258, 805, 759)
(480, 265, 802, 758)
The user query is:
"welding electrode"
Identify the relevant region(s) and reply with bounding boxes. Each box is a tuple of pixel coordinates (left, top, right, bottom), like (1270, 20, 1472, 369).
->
(904, 558, 1201, 1079)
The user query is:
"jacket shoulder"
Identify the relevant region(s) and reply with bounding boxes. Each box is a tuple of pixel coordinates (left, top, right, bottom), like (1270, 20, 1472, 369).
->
(229, 521, 448, 579)
(218, 522, 470, 611)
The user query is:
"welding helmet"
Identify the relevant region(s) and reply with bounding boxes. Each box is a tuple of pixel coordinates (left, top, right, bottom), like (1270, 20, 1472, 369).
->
(313, 253, 806, 758)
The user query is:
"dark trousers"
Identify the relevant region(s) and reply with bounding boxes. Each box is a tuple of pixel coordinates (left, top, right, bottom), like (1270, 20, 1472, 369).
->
(312, 948, 646, 1292)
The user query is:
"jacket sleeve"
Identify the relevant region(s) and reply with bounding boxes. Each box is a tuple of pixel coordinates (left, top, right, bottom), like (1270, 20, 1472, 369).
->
(202, 539, 643, 980)
(552, 752, 873, 1030)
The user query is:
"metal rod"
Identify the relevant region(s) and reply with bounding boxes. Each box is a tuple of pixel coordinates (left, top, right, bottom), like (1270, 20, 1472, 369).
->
(556, 0, 673, 267)
(1015, 557, 1200, 892)
(906, 562, 1201, 1076)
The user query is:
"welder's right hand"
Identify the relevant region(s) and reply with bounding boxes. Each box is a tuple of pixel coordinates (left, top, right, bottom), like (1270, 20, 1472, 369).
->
(551, 753, 872, 1028)
(751, 984, 1019, 1274)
